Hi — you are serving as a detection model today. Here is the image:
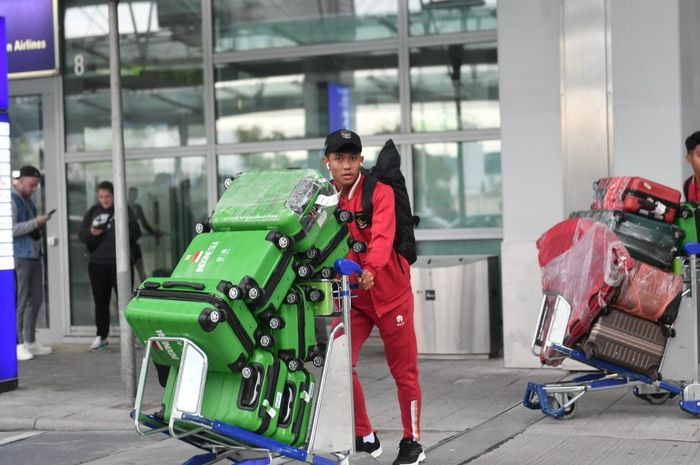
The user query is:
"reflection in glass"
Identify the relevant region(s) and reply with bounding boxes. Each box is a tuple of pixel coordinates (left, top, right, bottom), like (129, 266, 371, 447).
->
(411, 43, 499, 132)
(213, 0, 397, 52)
(215, 53, 399, 143)
(413, 141, 501, 229)
(217, 146, 379, 196)
(67, 157, 207, 327)
(63, 0, 205, 152)
(408, 0, 497, 36)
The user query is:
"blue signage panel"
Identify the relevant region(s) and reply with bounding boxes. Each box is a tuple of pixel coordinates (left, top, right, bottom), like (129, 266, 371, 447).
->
(327, 82, 352, 132)
(0, 0, 58, 78)
(0, 17, 16, 393)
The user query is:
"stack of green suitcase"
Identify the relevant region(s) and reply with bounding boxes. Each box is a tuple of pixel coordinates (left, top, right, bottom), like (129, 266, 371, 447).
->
(125, 169, 357, 446)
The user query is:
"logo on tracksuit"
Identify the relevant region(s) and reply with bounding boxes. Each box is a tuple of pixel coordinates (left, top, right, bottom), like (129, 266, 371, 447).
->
(396, 314, 405, 327)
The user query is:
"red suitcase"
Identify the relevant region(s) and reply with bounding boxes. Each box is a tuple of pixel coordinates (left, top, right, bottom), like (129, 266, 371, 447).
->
(612, 260, 683, 325)
(592, 177, 681, 224)
(535, 218, 633, 366)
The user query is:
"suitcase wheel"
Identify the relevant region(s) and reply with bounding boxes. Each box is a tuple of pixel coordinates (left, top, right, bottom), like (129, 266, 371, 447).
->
(306, 247, 320, 260)
(285, 291, 299, 305)
(277, 235, 292, 250)
(295, 263, 313, 278)
(308, 289, 324, 303)
(675, 229, 685, 241)
(259, 334, 274, 348)
(647, 366, 661, 381)
(195, 222, 210, 234)
(349, 239, 368, 254)
(662, 326, 676, 338)
(320, 267, 334, 279)
(681, 205, 694, 219)
(287, 359, 300, 372)
(228, 285, 243, 301)
(247, 286, 262, 301)
(337, 209, 354, 223)
(241, 366, 253, 379)
(312, 354, 324, 368)
(269, 316, 284, 330)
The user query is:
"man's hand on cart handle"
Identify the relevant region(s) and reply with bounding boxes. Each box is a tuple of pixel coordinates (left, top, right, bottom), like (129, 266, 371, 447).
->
(358, 270, 374, 290)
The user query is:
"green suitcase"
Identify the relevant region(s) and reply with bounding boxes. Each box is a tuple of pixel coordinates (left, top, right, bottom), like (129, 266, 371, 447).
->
(163, 349, 287, 436)
(676, 202, 700, 250)
(267, 285, 320, 371)
(125, 277, 262, 373)
(171, 230, 309, 320)
(210, 170, 339, 253)
(270, 368, 315, 446)
(297, 210, 351, 280)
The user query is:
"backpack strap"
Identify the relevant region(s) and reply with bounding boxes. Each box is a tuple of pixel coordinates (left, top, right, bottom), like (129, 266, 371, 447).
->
(684, 176, 693, 201)
(361, 174, 378, 225)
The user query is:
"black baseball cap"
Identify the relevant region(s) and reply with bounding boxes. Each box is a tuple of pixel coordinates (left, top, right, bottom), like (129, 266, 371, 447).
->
(17, 165, 41, 178)
(324, 129, 362, 155)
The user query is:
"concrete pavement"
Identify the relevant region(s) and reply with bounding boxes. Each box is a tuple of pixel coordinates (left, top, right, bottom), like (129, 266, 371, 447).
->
(1, 339, 699, 464)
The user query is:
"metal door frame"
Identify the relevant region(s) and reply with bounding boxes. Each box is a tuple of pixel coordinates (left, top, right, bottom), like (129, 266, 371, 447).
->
(9, 76, 69, 343)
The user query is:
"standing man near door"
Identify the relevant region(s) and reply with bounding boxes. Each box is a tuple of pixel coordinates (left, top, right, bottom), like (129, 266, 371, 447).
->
(11, 165, 52, 361)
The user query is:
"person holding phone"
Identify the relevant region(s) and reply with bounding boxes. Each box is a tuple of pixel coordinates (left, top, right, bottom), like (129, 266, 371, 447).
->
(79, 181, 141, 351)
(11, 165, 53, 361)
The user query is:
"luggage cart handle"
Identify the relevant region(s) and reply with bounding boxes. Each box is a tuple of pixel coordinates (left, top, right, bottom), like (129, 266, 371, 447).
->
(684, 242, 700, 255)
(333, 258, 362, 277)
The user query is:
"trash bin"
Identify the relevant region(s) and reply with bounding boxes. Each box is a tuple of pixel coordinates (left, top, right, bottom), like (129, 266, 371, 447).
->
(411, 255, 501, 359)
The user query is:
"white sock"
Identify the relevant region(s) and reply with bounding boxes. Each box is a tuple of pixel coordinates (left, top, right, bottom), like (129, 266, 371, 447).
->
(363, 432, 375, 443)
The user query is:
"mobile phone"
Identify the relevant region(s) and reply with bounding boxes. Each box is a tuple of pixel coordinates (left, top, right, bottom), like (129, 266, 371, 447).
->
(47, 208, 57, 217)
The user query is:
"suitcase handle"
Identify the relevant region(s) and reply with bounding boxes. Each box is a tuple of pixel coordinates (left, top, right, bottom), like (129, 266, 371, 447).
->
(161, 281, 205, 291)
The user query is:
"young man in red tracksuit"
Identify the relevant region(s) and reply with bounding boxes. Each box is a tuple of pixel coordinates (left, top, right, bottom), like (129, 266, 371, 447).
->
(323, 129, 425, 465)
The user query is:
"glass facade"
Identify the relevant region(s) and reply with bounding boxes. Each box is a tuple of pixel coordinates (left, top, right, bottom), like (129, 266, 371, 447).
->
(44, 0, 500, 334)
(215, 52, 400, 143)
(63, 0, 205, 152)
(213, 0, 398, 52)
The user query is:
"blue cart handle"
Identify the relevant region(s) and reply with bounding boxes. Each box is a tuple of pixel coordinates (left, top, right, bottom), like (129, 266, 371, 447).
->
(684, 242, 700, 255)
(333, 258, 363, 277)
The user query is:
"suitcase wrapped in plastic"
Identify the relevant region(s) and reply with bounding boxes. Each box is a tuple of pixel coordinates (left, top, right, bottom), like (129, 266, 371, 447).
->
(161, 349, 288, 436)
(676, 202, 700, 250)
(171, 230, 304, 319)
(268, 284, 318, 371)
(125, 277, 261, 373)
(210, 169, 340, 253)
(270, 368, 315, 446)
(536, 218, 632, 366)
(591, 176, 681, 223)
(612, 260, 683, 325)
(581, 309, 668, 380)
(569, 210, 681, 270)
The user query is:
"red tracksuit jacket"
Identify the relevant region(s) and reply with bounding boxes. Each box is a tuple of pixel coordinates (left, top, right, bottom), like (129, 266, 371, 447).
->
(338, 174, 412, 316)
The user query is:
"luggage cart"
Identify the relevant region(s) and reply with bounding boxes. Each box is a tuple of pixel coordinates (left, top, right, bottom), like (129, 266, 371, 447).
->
(523, 243, 700, 419)
(130, 258, 379, 465)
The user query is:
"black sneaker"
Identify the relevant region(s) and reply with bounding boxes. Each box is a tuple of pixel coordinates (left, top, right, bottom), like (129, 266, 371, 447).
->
(355, 434, 383, 458)
(393, 437, 426, 465)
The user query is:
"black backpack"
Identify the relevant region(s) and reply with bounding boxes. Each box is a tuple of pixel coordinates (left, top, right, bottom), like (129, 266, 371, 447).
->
(360, 139, 420, 264)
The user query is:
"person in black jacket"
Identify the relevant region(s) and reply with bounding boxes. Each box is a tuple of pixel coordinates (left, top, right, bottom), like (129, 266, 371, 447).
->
(78, 181, 141, 351)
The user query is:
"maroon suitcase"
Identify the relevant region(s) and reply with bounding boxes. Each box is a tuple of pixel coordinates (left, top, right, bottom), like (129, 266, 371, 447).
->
(535, 218, 633, 366)
(592, 177, 681, 224)
(581, 309, 668, 380)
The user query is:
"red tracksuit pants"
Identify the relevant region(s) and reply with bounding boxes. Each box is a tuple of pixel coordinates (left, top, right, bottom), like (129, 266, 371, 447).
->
(345, 295, 422, 441)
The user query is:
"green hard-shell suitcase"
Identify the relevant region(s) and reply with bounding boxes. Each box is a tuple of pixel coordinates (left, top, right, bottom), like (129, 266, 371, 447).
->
(270, 368, 315, 446)
(676, 202, 700, 250)
(125, 277, 262, 373)
(297, 209, 351, 280)
(171, 230, 309, 320)
(209, 169, 339, 253)
(267, 285, 320, 371)
(163, 350, 288, 436)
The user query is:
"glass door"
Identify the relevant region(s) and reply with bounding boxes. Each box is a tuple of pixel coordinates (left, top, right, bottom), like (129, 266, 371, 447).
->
(9, 78, 64, 342)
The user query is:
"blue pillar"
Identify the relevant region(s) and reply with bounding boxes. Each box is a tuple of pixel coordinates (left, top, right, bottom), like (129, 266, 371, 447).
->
(0, 16, 18, 393)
